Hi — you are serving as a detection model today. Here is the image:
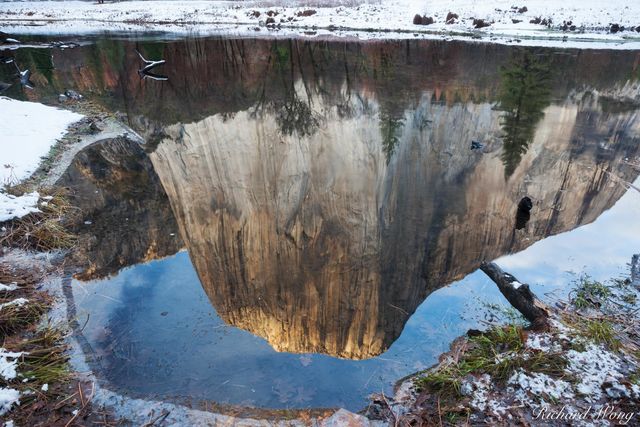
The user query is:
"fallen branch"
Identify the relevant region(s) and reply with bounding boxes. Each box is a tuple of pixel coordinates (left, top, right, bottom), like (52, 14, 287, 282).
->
(480, 262, 550, 330)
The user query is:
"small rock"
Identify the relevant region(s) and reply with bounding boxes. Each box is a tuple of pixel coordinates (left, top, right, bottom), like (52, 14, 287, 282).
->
(58, 94, 68, 103)
(530, 17, 542, 24)
(413, 14, 434, 25)
(446, 12, 458, 24)
(636, 25, 640, 32)
(65, 89, 82, 100)
(517, 6, 528, 13)
(296, 9, 316, 17)
(266, 17, 276, 25)
(250, 10, 260, 18)
(320, 409, 371, 427)
(266, 10, 278, 17)
(473, 18, 491, 28)
(561, 20, 574, 31)
(89, 120, 102, 133)
(609, 23, 624, 33)
(512, 19, 522, 24)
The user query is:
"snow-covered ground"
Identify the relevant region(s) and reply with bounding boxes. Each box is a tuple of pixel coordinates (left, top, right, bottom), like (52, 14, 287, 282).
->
(1, 0, 640, 49)
(0, 97, 83, 185)
(0, 97, 82, 222)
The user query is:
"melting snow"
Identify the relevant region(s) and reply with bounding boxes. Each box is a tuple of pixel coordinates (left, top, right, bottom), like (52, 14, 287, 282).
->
(0, 349, 24, 381)
(0, 298, 29, 311)
(0, 388, 20, 417)
(0, 97, 81, 225)
(526, 333, 562, 352)
(0, 191, 41, 223)
(566, 344, 627, 401)
(0, 283, 18, 292)
(509, 370, 575, 401)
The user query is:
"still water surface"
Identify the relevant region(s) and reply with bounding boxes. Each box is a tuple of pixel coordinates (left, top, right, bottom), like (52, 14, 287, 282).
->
(2, 36, 640, 410)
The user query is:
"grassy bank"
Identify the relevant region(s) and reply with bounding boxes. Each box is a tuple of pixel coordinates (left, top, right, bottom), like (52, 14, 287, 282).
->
(387, 272, 640, 426)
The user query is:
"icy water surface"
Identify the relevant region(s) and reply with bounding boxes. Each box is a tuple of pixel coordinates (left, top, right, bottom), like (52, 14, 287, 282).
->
(2, 36, 640, 410)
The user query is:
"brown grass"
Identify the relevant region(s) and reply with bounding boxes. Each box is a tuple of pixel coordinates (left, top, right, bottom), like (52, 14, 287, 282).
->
(0, 264, 80, 426)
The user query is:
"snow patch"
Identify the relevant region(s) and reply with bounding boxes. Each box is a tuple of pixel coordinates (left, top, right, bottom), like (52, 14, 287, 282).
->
(526, 333, 561, 352)
(566, 344, 625, 401)
(0, 191, 41, 223)
(0, 298, 29, 310)
(0, 349, 24, 381)
(509, 370, 574, 401)
(0, 283, 18, 292)
(0, 388, 20, 417)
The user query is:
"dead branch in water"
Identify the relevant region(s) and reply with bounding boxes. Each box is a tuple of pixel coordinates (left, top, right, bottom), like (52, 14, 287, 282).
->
(480, 262, 550, 330)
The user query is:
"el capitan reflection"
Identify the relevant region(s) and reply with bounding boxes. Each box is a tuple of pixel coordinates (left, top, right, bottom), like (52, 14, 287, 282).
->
(18, 36, 639, 407)
(113, 40, 639, 359)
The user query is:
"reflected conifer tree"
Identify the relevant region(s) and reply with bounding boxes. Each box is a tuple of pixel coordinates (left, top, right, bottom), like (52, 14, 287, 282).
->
(380, 111, 404, 164)
(498, 50, 552, 178)
(272, 42, 320, 137)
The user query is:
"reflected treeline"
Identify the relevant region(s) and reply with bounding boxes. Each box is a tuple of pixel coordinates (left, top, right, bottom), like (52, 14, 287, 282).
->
(10, 36, 640, 359)
(497, 50, 553, 177)
(5, 38, 639, 132)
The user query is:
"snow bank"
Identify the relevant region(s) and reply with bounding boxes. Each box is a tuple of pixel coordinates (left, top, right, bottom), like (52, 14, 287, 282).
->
(0, 97, 83, 186)
(1, 0, 639, 49)
(0, 97, 81, 223)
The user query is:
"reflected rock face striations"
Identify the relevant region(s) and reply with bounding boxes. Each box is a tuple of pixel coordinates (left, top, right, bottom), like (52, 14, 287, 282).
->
(149, 92, 640, 359)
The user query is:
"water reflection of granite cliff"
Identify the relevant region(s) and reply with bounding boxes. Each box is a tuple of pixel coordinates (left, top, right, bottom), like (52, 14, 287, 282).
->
(43, 38, 640, 358)
(149, 90, 640, 359)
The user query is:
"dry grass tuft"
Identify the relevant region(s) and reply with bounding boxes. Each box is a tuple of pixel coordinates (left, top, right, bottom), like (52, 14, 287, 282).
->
(0, 264, 77, 425)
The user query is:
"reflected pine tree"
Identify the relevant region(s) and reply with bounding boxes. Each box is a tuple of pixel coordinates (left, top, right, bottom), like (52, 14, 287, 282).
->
(498, 50, 552, 178)
(269, 42, 320, 137)
(380, 111, 404, 164)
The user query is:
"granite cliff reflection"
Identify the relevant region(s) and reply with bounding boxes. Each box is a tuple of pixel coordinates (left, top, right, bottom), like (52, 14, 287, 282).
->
(26, 38, 639, 360)
(140, 45, 639, 359)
